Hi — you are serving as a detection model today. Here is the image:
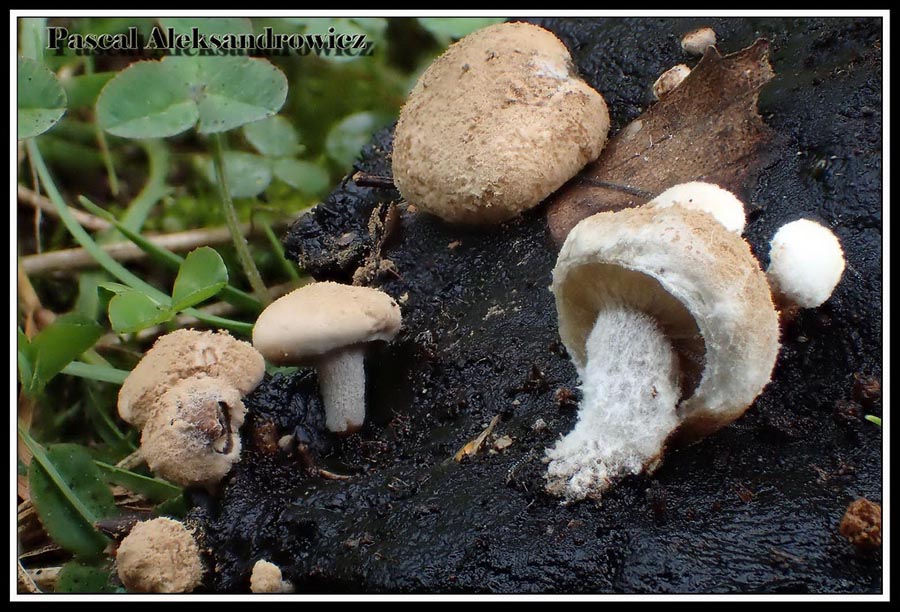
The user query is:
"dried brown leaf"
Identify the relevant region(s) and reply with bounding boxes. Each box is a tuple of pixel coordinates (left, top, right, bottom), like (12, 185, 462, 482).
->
(546, 39, 775, 245)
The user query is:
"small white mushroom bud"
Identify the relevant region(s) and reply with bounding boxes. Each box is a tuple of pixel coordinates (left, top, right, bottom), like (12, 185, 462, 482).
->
(118, 329, 264, 430)
(681, 27, 717, 55)
(767, 219, 846, 309)
(252, 282, 402, 434)
(116, 518, 204, 593)
(140, 375, 247, 488)
(250, 560, 294, 593)
(546, 206, 780, 501)
(647, 181, 747, 234)
(652, 64, 691, 100)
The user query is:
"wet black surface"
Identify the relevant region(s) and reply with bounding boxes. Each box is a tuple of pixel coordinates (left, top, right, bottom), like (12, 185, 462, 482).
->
(193, 17, 883, 593)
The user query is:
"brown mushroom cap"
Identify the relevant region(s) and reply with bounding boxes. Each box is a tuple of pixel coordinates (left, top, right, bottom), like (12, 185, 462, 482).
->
(118, 329, 265, 430)
(252, 282, 401, 365)
(552, 206, 780, 441)
(140, 375, 247, 488)
(392, 22, 610, 224)
(116, 518, 204, 593)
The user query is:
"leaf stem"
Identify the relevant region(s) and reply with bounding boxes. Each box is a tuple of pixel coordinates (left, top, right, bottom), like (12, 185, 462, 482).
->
(211, 133, 270, 306)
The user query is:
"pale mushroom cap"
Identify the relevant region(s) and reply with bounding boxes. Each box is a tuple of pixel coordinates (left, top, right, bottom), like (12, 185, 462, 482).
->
(767, 219, 846, 308)
(392, 21, 610, 224)
(552, 206, 780, 439)
(648, 181, 747, 234)
(652, 64, 691, 100)
(250, 560, 291, 593)
(252, 282, 402, 365)
(118, 329, 265, 430)
(681, 27, 717, 55)
(116, 518, 203, 593)
(141, 375, 247, 488)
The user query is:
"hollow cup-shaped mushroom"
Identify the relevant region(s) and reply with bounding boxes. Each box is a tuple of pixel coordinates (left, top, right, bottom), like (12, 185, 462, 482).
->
(546, 206, 780, 501)
(252, 282, 402, 434)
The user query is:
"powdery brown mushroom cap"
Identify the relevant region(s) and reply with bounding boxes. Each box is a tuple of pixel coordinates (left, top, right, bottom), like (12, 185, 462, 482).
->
(118, 329, 265, 429)
(647, 181, 747, 234)
(141, 375, 247, 488)
(252, 281, 402, 365)
(392, 22, 610, 224)
(552, 206, 780, 440)
(116, 518, 203, 593)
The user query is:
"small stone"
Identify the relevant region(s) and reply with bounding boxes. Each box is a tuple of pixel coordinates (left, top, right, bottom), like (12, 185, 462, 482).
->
(493, 435, 513, 451)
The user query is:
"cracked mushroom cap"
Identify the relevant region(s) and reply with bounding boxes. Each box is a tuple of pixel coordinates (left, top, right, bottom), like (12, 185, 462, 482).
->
(118, 329, 265, 430)
(392, 21, 610, 224)
(552, 206, 780, 441)
(252, 281, 401, 365)
(116, 518, 203, 593)
(140, 375, 247, 488)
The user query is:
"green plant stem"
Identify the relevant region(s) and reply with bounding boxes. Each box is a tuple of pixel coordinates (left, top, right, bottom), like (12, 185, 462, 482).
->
(85, 55, 120, 197)
(79, 195, 260, 313)
(261, 216, 300, 281)
(211, 133, 270, 306)
(117, 140, 170, 234)
(61, 361, 129, 385)
(26, 139, 253, 335)
(18, 423, 101, 526)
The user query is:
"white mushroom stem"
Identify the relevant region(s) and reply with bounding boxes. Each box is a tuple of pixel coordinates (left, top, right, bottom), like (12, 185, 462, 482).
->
(545, 307, 681, 502)
(318, 347, 367, 434)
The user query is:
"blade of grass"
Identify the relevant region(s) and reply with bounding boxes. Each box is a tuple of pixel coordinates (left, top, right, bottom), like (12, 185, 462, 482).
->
(61, 361, 129, 385)
(211, 133, 270, 306)
(93, 461, 181, 503)
(18, 423, 102, 526)
(85, 55, 119, 197)
(79, 195, 260, 313)
(260, 216, 300, 281)
(27, 139, 253, 335)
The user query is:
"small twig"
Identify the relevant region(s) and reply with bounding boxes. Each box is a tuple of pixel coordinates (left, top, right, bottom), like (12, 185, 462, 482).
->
(18, 184, 112, 232)
(115, 450, 144, 470)
(21, 223, 263, 275)
(452, 415, 501, 462)
(352, 171, 397, 190)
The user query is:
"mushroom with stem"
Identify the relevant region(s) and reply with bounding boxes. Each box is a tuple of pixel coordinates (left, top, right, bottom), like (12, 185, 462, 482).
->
(252, 281, 402, 434)
(545, 206, 781, 501)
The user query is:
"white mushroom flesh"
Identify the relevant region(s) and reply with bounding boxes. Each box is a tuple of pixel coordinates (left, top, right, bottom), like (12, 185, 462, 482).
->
(318, 346, 367, 434)
(648, 181, 747, 234)
(545, 307, 681, 501)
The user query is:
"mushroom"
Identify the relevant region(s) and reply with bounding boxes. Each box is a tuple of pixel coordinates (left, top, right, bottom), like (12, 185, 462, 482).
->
(118, 329, 265, 430)
(647, 181, 747, 234)
(392, 22, 610, 224)
(140, 374, 247, 488)
(545, 206, 780, 501)
(116, 518, 204, 593)
(681, 27, 717, 55)
(652, 64, 691, 100)
(250, 560, 294, 593)
(252, 282, 402, 434)
(766, 218, 846, 309)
